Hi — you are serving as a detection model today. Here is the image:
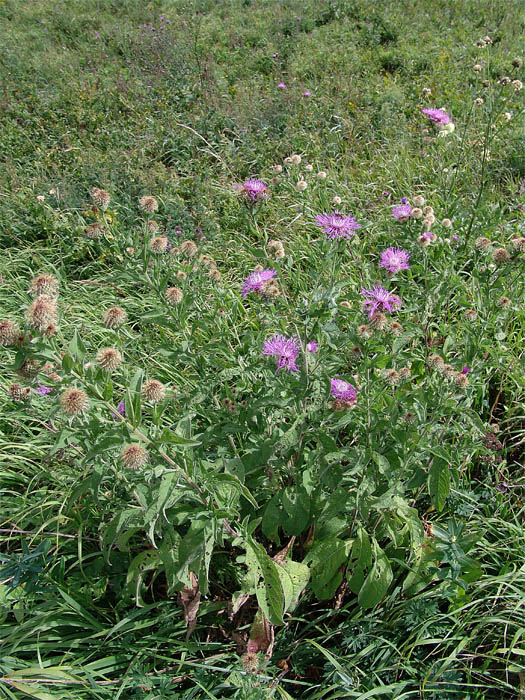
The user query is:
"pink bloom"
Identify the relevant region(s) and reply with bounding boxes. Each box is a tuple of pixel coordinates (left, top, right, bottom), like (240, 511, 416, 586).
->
(360, 286, 401, 317)
(303, 90, 311, 96)
(379, 247, 411, 274)
(422, 108, 451, 125)
(330, 378, 357, 403)
(241, 268, 277, 298)
(462, 366, 471, 375)
(392, 202, 412, 221)
(262, 335, 300, 373)
(277, 82, 287, 89)
(237, 178, 268, 202)
(315, 211, 361, 239)
(306, 341, 318, 353)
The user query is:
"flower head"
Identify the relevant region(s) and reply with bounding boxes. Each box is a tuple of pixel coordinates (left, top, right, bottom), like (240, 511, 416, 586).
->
(25, 295, 58, 333)
(34, 385, 52, 396)
(330, 378, 357, 404)
(392, 202, 412, 221)
(142, 379, 166, 403)
(0, 319, 21, 346)
(422, 108, 452, 125)
(60, 388, 89, 416)
(91, 188, 110, 207)
(121, 444, 148, 470)
(277, 82, 286, 89)
(103, 306, 127, 329)
(262, 334, 300, 373)
(139, 196, 159, 213)
(238, 178, 269, 202)
(315, 211, 361, 240)
(241, 268, 277, 298)
(379, 248, 410, 275)
(361, 286, 401, 318)
(30, 274, 59, 297)
(97, 347, 122, 371)
(306, 341, 318, 353)
(166, 287, 183, 305)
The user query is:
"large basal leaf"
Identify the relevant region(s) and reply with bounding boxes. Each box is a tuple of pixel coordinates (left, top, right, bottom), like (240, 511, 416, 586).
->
(246, 537, 286, 625)
(357, 540, 393, 609)
(305, 538, 352, 600)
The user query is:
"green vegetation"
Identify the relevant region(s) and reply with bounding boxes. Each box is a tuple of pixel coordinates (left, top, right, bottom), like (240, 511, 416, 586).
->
(0, 1, 524, 698)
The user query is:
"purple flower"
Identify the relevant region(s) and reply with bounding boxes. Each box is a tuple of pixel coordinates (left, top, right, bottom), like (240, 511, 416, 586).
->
(315, 211, 361, 240)
(277, 82, 287, 89)
(237, 178, 269, 202)
(306, 341, 318, 353)
(379, 247, 411, 275)
(422, 108, 451, 125)
(34, 385, 52, 396)
(113, 401, 126, 420)
(461, 366, 471, 375)
(330, 378, 357, 403)
(262, 335, 300, 373)
(392, 202, 413, 221)
(242, 268, 277, 298)
(303, 90, 311, 96)
(360, 286, 402, 317)
(272, 53, 279, 58)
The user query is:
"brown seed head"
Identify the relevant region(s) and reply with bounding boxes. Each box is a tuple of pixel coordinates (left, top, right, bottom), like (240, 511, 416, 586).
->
(166, 287, 183, 305)
(357, 324, 372, 338)
(442, 218, 452, 228)
(176, 270, 187, 281)
(121, 444, 148, 470)
(91, 188, 111, 207)
(493, 247, 510, 264)
(497, 296, 511, 309)
(103, 306, 127, 329)
(475, 237, 491, 250)
(30, 274, 59, 297)
(441, 363, 455, 378)
(267, 239, 285, 259)
(139, 196, 158, 213)
(388, 321, 404, 336)
(511, 237, 525, 252)
(149, 236, 169, 254)
(180, 240, 197, 257)
(222, 398, 236, 413)
(0, 319, 21, 346)
(84, 223, 105, 239)
(464, 309, 478, 322)
(423, 206, 434, 216)
(398, 367, 412, 381)
(142, 379, 166, 403)
(413, 195, 426, 207)
(25, 295, 58, 332)
(147, 220, 160, 235)
(429, 354, 445, 369)
(60, 387, 89, 415)
(411, 207, 423, 219)
(198, 255, 217, 269)
(383, 369, 400, 385)
(9, 383, 31, 402)
(208, 268, 222, 282)
(340, 301, 352, 309)
(97, 348, 122, 371)
(454, 373, 469, 387)
(369, 311, 387, 330)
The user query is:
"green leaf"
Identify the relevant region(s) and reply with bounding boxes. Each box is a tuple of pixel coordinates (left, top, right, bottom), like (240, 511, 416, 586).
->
(160, 427, 201, 448)
(245, 537, 285, 625)
(68, 329, 86, 362)
(262, 493, 282, 543)
(347, 527, 372, 594)
(281, 486, 310, 536)
(305, 538, 352, 600)
(275, 559, 310, 613)
(428, 458, 450, 511)
(357, 541, 393, 609)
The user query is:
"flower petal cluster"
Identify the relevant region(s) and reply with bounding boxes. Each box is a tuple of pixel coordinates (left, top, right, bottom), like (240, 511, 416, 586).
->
(330, 378, 357, 403)
(241, 268, 277, 298)
(379, 247, 411, 274)
(422, 108, 451, 125)
(361, 286, 401, 317)
(315, 211, 361, 239)
(392, 202, 412, 220)
(238, 178, 269, 202)
(262, 334, 300, 373)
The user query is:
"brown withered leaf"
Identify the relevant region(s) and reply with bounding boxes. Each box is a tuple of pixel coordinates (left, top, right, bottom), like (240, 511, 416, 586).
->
(179, 571, 201, 639)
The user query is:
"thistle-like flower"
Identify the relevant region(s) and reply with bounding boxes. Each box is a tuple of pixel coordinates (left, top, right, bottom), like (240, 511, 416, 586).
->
(237, 179, 269, 202)
(60, 387, 89, 415)
(241, 268, 277, 298)
(97, 347, 122, 371)
(382, 369, 400, 386)
(493, 247, 510, 264)
(315, 211, 361, 240)
(360, 286, 401, 318)
(379, 248, 410, 275)
(139, 196, 159, 213)
(30, 274, 59, 297)
(103, 306, 127, 329)
(392, 201, 412, 221)
(166, 287, 183, 305)
(121, 444, 148, 469)
(262, 334, 300, 373)
(475, 237, 491, 250)
(330, 378, 357, 404)
(0, 319, 21, 346)
(149, 236, 169, 254)
(369, 311, 388, 330)
(421, 108, 452, 125)
(142, 379, 166, 403)
(25, 295, 58, 333)
(84, 223, 105, 239)
(9, 383, 31, 402)
(91, 188, 111, 207)
(180, 240, 197, 257)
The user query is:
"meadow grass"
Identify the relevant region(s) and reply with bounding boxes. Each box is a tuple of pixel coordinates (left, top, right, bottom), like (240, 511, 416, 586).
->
(0, 1, 524, 698)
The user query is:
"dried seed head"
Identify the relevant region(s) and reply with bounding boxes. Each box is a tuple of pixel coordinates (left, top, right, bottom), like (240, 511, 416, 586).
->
(383, 369, 400, 385)
(475, 236, 491, 250)
(60, 387, 89, 415)
(0, 319, 21, 346)
(142, 379, 166, 403)
(241, 652, 259, 674)
(84, 222, 104, 239)
(121, 444, 148, 469)
(149, 236, 169, 254)
(398, 366, 412, 381)
(180, 240, 197, 257)
(43, 322, 57, 338)
(493, 247, 510, 264)
(262, 280, 281, 297)
(357, 324, 372, 338)
(411, 207, 423, 219)
(198, 255, 217, 269)
(147, 220, 159, 235)
(9, 383, 31, 401)
(388, 321, 404, 336)
(441, 363, 456, 378)
(176, 270, 187, 280)
(103, 306, 127, 329)
(497, 296, 511, 309)
(422, 87, 432, 97)
(454, 372, 469, 387)
(267, 239, 285, 258)
(423, 206, 434, 216)
(402, 411, 416, 424)
(429, 354, 445, 369)
(512, 79, 523, 92)
(91, 188, 110, 207)
(369, 311, 388, 330)
(305, 163, 313, 171)
(332, 195, 342, 205)
(139, 196, 158, 213)
(17, 357, 41, 379)
(97, 347, 122, 371)
(413, 195, 426, 207)
(331, 398, 355, 411)
(475, 97, 484, 105)
(424, 213, 436, 225)
(464, 309, 478, 322)
(441, 218, 452, 228)
(340, 301, 352, 309)
(473, 64, 482, 72)
(291, 154, 302, 165)
(222, 398, 236, 413)
(273, 164, 283, 173)
(30, 274, 59, 297)
(511, 237, 525, 252)
(296, 180, 308, 191)
(208, 268, 222, 282)
(418, 234, 432, 248)
(25, 295, 58, 333)
(166, 287, 183, 305)
(317, 171, 327, 180)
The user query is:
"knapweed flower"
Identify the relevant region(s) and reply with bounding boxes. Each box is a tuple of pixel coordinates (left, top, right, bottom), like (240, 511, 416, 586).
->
(379, 247, 410, 275)
(237, 178, 269, 202)
(392, 201, 412, 221)
(0, 319, 20, 346)
(511, 237, 525, 252)
(84, 223, 104, 239)
(117, 400, 126, 417)
(17, 357, 40, 379)
(60, 387, 89, 416)
(413, 195, 426, 207)
(25, 295, 58, 333)
(369, 311, 388, 330)
(277, 82, 286, 89)
(241, 268, 277, 298)
(422, 108, 452, 125)
(9, 383, 31, 402)
(139, 196, 159, 213)
(454, 373, 469, 388)
(121, 444, 148, 470)
(149, 236, 169, 253)
(296, 180, 308, 191)
(30, 274, 59, 297)
(262, 334, 300, 373)
(303, 90, 311, 96)
(475, 237, 491, 250)
(91, 188, 110, 207)
(166, 287, 183, 305)
(306, 341, 318, 353)
(180, 240, 197, 257)
(497, 296, 511, 309)
(97, 347, 122, 371)
(267, 239, 285, 259)
(493, 247, 510, 264)
(382, 369, 400, 386)
(316, 171, 327, 180)
(104, 306, 127, 329)
(330, 378, 357, 404)
(142, 379, 166, 403)
(315, 211, 361, 240)
(461, 366, 471, 375)
(360, 286, 401, 318)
